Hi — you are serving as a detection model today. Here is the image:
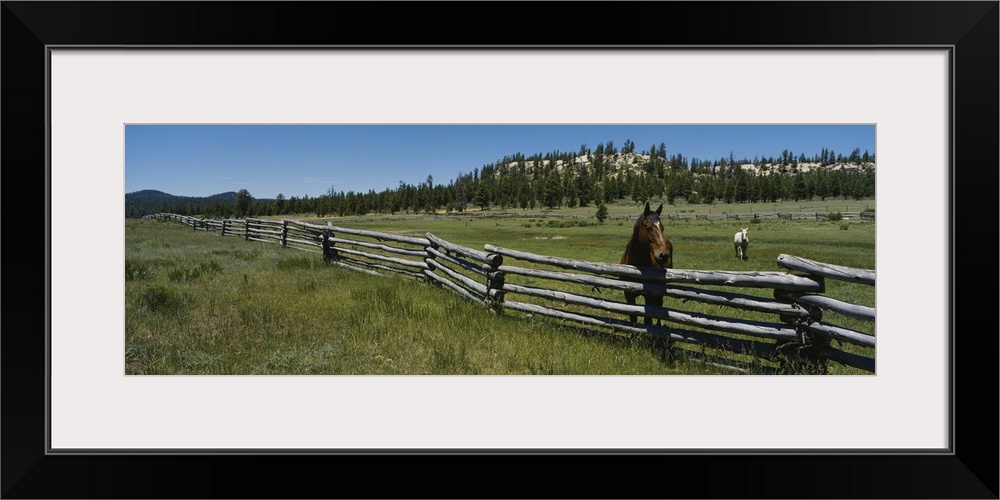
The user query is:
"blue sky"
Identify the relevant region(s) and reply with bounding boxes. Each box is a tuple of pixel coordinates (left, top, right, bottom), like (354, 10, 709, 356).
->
(125, 124, 876, 198)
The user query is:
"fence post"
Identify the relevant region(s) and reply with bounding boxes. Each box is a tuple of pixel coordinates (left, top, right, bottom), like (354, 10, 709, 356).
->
(774, 286, 830, 374)
(321, 222, 337, 262)
(281, 220, 288, 248)
(774, 325, 830, 375)
(423, 238, 438, 286)
(244, 218, 250, 241)
(222, 219, 229, 236)
(483, 252, 505, 314)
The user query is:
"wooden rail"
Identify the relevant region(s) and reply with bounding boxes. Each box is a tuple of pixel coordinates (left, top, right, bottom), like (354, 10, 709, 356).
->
(143, 213, 876, 373)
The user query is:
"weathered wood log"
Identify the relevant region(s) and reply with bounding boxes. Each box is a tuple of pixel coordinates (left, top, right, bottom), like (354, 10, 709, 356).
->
(285, 223, 320, 233)
(795, 320, 876, 348)
(282, 226, 323, 241)
(426, 233, 502, 266)
(426, 246, 488, 277)
(329, 237, 428, 257)
(281, 220, 430, 247)
(285, 226, 321, 238)
(664, 284, 817, 318)
(491, 263, 815, 318)
(248, 234, 283, 245)
(424, 257, 490, 297)
(485, 245, 823, 291)
(776, 291, 875, 322)
(246, 227, 283, 237)
(812, 345, 875, 372)
(339, 255, 424, 279)
(486, 272, 505, 288)
(283, 236, 322, 249)
(328, 225, 430, 247)
(500, 282, 801, 342)
(246, 236, 279, 244)
(422, 269, 485, 304)
(501, 300, 778, 360)
(777, 254, 875, 285)
(246, 225, 284, 234)
(321, 226, 334, 262)
(423, 266, 504, 302)
(334, 246, 428, 270)
(332, 259, 386, 277)
(245, 218, 282, 227)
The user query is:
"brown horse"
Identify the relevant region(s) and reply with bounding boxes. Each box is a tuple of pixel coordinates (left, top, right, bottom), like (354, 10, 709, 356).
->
(620, 202, 673, 325)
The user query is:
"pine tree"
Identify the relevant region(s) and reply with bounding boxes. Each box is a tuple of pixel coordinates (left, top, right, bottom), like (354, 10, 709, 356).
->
(474, 182, 490, 210)
(542, 168, 562, 209)
(595, 203, 609, 224)
(235, 189, 253, 217)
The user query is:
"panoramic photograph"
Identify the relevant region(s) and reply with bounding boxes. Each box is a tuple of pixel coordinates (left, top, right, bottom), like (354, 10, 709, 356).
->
(124, 124, 876, 375)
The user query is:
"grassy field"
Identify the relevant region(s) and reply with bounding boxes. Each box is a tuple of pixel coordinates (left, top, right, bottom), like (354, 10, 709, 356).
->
(126, 199, 875, 375)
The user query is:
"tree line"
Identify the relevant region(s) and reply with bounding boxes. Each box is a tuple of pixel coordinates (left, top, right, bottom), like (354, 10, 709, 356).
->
(128, 141, 875, 219)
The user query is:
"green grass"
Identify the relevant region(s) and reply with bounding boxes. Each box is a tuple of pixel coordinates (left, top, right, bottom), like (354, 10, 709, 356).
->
(125, 219, 721, 375)
(126, 200, 875, 375)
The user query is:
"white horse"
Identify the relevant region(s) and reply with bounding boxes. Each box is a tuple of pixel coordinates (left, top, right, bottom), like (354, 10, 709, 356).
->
(734, 227, 749, 260)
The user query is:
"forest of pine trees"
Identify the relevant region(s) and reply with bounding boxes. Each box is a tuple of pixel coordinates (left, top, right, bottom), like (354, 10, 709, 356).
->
(127, 141, 876, 218)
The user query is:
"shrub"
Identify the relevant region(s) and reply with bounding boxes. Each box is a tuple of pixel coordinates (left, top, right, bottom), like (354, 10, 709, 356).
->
(595, 203, 609, 224)
(826, 212, 843, 221)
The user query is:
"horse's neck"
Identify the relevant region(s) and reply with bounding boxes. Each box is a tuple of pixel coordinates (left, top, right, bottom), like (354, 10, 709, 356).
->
(625, 226, 649, 262)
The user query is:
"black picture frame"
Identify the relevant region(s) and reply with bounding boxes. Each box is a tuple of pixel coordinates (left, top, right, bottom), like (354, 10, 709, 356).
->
(4, 2, 997, 498)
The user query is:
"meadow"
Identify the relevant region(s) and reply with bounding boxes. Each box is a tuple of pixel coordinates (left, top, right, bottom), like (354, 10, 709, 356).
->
(125, 199, 875, 375)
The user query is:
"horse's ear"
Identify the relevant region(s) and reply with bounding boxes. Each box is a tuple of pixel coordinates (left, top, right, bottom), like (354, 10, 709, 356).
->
(643, 202, 650, 214)
(655, 204, 663, 215)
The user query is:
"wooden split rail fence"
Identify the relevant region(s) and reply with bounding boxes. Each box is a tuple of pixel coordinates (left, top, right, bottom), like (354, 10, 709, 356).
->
(144, 213, 876, 373)
(685, 211, 873, 221)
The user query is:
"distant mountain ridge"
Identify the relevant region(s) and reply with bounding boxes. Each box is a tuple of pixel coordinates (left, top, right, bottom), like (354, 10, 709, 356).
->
(127, 189, 238, 200)
(126, 190, 277, 218)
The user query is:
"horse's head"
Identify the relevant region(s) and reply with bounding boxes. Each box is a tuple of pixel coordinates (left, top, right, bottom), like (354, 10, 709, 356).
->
(636, 202, 673, 268)
(741, 227, 749, 242)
